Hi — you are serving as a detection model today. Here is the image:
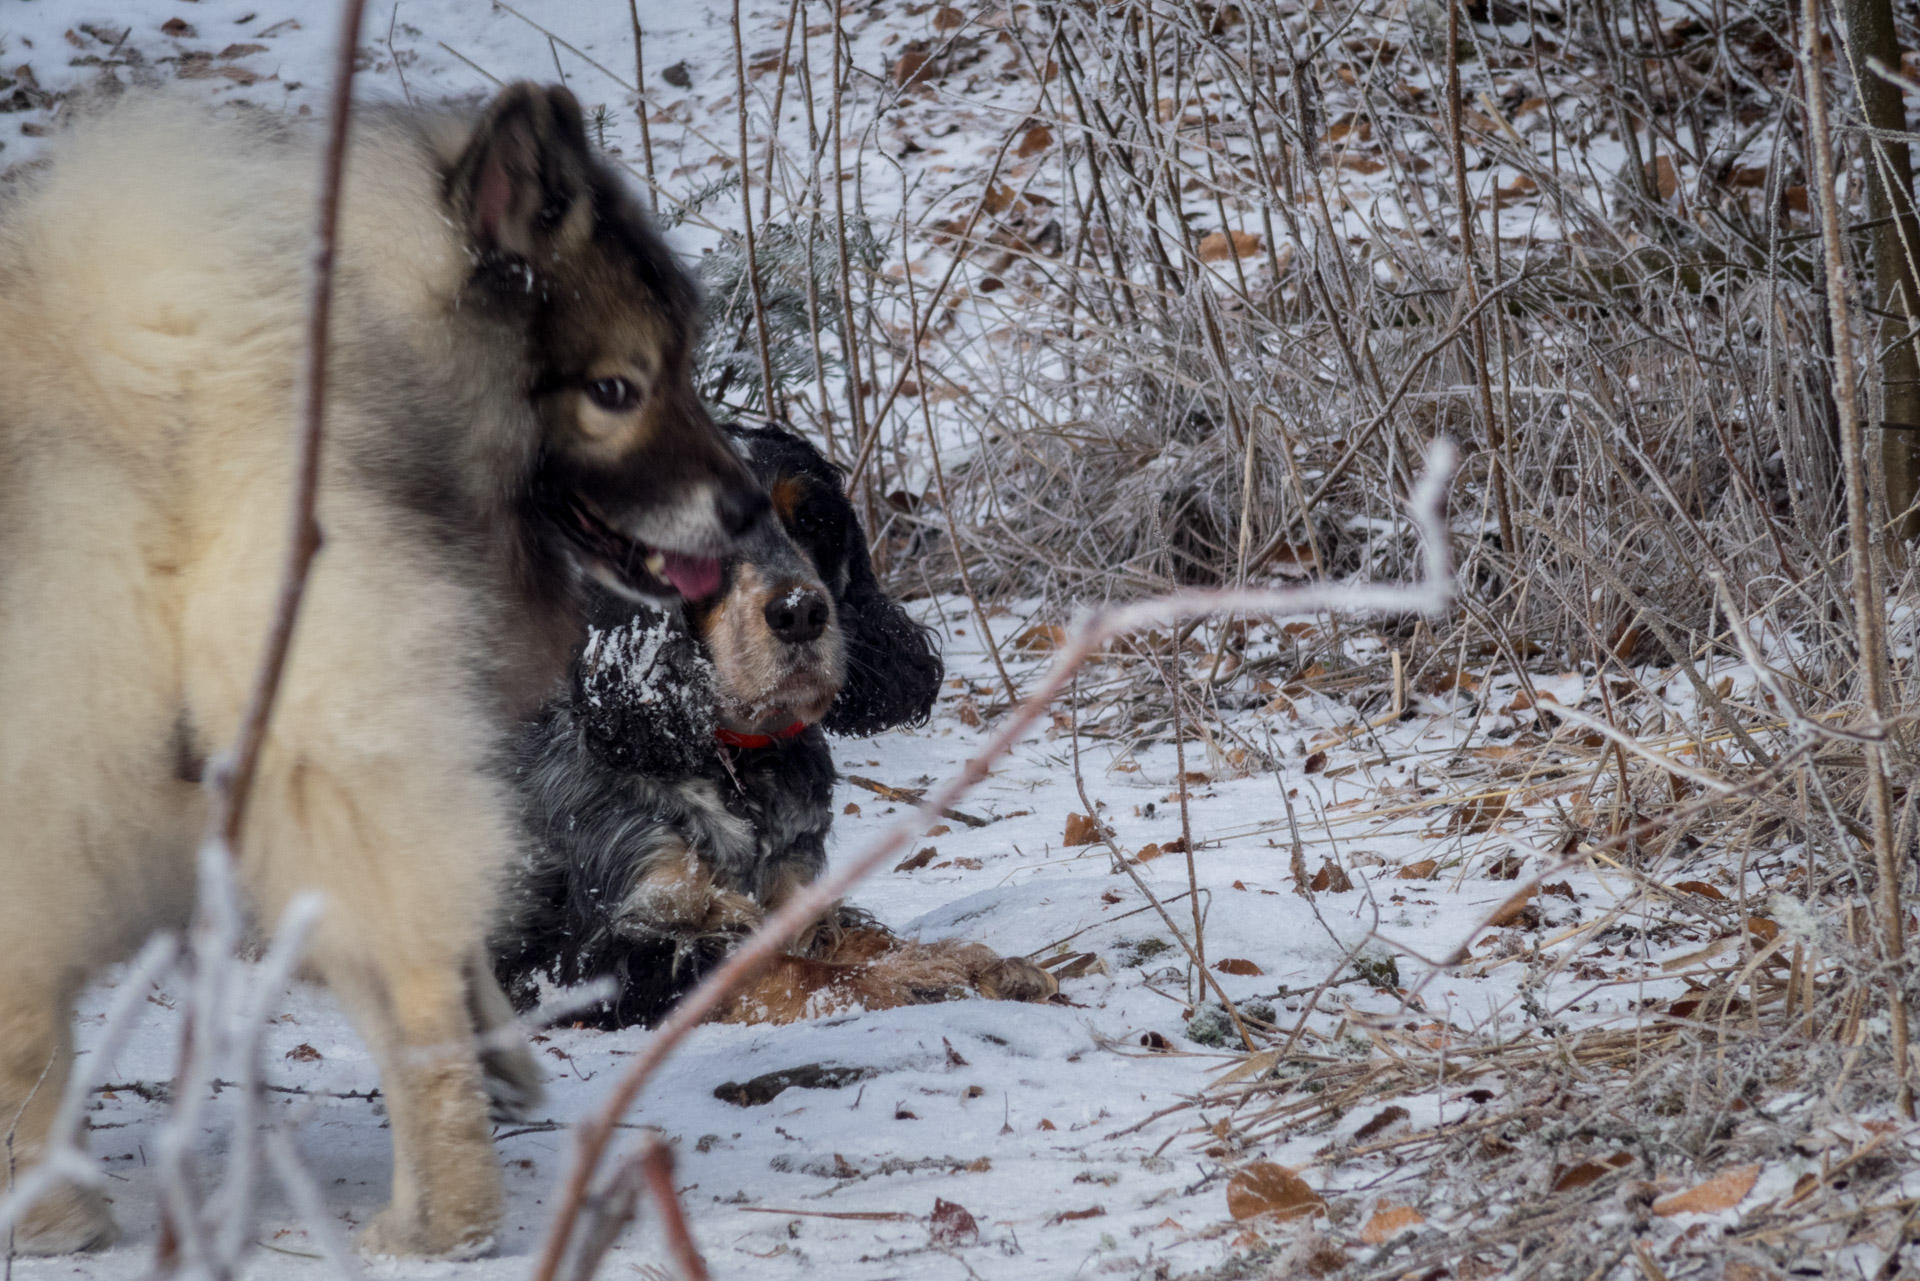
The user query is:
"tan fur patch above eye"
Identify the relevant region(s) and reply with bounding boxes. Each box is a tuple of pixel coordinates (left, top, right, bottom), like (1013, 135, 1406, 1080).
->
(770, 476, 808, 525)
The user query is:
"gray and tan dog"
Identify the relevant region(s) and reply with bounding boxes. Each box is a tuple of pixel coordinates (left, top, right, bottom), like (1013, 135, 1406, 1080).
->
(0, 84, 763, 1257)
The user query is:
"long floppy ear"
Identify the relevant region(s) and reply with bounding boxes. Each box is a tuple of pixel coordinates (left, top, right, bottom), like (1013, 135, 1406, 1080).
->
(570, 594, 718, 777)
(445, 82, 593, 261)
(822, 536, 944, 737)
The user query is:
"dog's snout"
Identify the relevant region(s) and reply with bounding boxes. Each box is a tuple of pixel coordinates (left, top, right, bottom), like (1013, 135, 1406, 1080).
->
(717, 485, 770, 537)
(764, 587, 830, 644)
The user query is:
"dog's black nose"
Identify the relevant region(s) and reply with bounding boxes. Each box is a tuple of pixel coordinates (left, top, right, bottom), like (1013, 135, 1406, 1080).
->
(717, 485, 770, 536)
(765, 588, 830, 644)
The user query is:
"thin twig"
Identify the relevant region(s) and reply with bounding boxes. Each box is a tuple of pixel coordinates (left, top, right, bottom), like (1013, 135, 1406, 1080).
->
(1799, 0, 1912, 1119)
(732, 0, 780, 414)
(640, 1138, 708, 1281)
(626, 0, 656, 211)
(208, 0, 369, 857)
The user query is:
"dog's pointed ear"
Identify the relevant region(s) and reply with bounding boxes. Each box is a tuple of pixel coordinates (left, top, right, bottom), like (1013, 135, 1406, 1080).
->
(447, 82, 592, 259)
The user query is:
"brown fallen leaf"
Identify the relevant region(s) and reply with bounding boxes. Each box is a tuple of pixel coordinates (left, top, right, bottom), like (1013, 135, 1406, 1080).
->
(1747, 917, 1780, 943)
(894, 847, 937, 872)
(892, 43, 931, 88)
(1310, 859, 1353, 894)
(1653, 1163, 1761, 1216)
(1672, 879, 1726, 900)
(1049, 1206, 1106, 1225)
(1303, 750, 1328, 774)
(1486, 853, 1524, 880)
(1352, 1105, 1410, 1143)
(1214, 958, 1263, 976)
(161, 17, 196, 37)
(1226, 1162, 1326, 1222)
(929, 1197, 978, 1245)
(1359, 1202, 1424, 1244)
(1551, 1152, 1632, 1192)
(1015, 623, 1065, 651)
(1197, 230, 1262, 261)
(1016, 124, 1053, 157)
(843, 802, 861, 816)
(284, 1043, 322, 1063)
(1449, 796, 1511, 833)
(1135, 843, 1165, 863)
(1063, 812, 1102, 846)
(1486, 886, 1535, 928)
(1397, 859, 1439, 880)
(932, 5, 966, 30)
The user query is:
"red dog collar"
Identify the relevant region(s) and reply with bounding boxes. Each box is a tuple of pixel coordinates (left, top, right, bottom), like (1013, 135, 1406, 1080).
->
(715, 721, 809, 749)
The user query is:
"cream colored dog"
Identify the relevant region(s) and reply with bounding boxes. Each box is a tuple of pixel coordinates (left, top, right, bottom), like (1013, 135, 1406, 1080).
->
(0, 84, 763, 1257)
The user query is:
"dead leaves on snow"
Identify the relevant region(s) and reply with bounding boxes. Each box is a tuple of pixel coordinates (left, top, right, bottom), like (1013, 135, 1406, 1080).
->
(1226, 1162, 1327, 1222)
(1651, 1163, 1761, 1216)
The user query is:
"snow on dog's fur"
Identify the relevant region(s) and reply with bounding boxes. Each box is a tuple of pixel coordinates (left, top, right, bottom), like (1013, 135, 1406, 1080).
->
(0, 84, 763, 1258)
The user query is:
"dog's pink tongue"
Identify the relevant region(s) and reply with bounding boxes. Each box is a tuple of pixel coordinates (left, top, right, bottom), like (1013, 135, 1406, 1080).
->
(660, 552, 721, 600)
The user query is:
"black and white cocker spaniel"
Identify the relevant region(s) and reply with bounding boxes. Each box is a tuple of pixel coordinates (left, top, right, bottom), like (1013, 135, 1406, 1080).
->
(495, 424, 1054, 1027)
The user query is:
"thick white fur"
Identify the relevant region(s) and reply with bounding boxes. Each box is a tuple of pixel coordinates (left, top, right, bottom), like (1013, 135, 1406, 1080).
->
(0, 98, 544, 1257)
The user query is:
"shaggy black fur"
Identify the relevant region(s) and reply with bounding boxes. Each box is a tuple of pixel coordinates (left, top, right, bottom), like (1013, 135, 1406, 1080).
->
(494, 425, 943, 1027)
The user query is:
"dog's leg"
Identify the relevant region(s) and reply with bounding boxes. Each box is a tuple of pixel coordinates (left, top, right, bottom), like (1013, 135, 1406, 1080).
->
(465, 950, 543, 1121)
(0, 981, 118, 1254)
(240, 744, 512, 1260)
(0, 547, 194, 1255)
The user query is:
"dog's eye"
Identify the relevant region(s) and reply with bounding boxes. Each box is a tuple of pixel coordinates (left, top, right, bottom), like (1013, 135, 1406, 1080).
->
(585, 377, 637, 411)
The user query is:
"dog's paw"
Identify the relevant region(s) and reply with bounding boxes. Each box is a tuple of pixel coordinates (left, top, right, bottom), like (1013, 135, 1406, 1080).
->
(13, 1182, 118, 1255)
(619, 857, 763, 938)
(355, 1208, 496, 1261)
(976, 956, 1060, 1003)
(700, 887, 763, 934)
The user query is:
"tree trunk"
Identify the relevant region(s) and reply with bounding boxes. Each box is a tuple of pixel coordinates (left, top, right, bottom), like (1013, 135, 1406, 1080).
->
(1843, 0, 1920, 539)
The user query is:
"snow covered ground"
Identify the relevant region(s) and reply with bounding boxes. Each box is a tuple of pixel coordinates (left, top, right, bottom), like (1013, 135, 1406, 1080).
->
(13, 595, 1699, 1280)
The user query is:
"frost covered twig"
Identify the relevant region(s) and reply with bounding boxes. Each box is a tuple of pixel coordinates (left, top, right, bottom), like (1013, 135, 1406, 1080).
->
(1800, 0, 1912, 1119)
